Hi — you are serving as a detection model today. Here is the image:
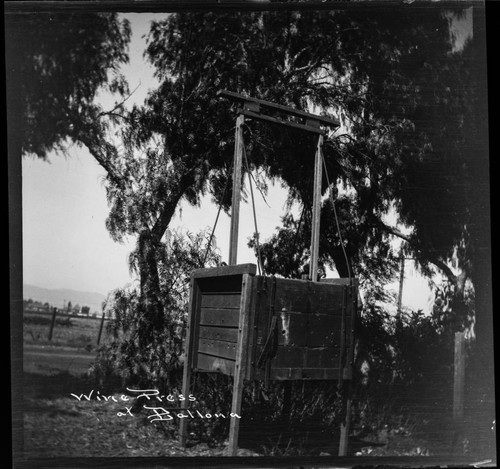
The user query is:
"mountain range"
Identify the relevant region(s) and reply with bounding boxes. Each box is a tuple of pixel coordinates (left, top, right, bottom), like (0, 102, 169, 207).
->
(23, 284, 107, 314)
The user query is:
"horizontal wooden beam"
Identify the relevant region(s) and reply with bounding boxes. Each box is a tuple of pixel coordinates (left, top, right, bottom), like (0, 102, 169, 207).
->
(222, 89, 339, 128)
(4, 1, 482, 14)
(240, 109, 326, 135)
(191, 263, 257, 279)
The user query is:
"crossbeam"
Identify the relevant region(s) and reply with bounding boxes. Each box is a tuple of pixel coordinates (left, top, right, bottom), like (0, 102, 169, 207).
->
(218, 89, 339, 131)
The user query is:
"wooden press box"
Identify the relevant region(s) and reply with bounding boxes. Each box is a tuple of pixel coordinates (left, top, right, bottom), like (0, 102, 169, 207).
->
(186, 263, 358, 381)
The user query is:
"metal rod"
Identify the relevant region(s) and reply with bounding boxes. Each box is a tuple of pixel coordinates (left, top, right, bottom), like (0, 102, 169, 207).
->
(228, 114, 244, 265)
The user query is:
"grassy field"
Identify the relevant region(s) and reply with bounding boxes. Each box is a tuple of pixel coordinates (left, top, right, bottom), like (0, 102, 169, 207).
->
(23, 310, 111, 352)
(22, 310, 249, 458)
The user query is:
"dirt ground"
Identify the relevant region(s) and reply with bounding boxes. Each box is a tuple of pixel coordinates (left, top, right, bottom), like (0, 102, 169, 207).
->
(19, 311, 489, 461)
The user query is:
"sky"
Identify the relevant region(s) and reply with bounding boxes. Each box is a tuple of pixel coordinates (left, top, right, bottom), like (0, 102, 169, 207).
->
(21, 10, 472, 310)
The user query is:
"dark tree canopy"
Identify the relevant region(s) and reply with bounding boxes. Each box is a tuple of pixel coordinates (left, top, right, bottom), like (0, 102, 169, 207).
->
(5, 12, 131, 158)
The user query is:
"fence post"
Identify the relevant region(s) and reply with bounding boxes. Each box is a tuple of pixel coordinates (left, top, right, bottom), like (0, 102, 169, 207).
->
(97, 312, 105, 345)
(452, 331, 466, 453)
(453, 331, 465, 420)
(48, 307, 57, 341)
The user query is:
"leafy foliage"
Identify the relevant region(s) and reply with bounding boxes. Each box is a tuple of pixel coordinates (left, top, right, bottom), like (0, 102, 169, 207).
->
(5, 12, 131, 158)
(91, 229, 220, 388)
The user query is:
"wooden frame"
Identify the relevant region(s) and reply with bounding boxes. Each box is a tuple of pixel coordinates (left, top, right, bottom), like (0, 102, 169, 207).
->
(179, 264, 358, 455)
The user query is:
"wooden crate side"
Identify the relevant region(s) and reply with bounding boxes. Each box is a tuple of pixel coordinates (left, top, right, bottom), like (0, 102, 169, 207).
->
(199, 308, 240, 327)
(254, 367, 340, 381)
(198, 338, 237, 360)
(199, 326, 239, 343)
(197, 353, 235, 375)
(200, 293, 241, 309)
(272, 278, 345, 315)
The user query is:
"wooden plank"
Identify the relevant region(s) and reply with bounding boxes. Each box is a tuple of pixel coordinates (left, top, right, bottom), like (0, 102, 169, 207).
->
(245, 277, 260, 380)
(308, 314, 343, 346)
(199, 308, 240, 327)
(198, 338, 237, 360)
(276, 311, 308, 347)
(262, 345, 341, 369)
(228, 274, 254, 456)
(321, 278, 359, 286)
(200, 294, 241, 309)
(254, 367, 340, 381)
(240, 109, 326, 135)
(179, 277, 202, 447)
(257, 312, 343, 347)
(229, 114, 245, 265)
(310, 134, 323, 282)
(453, 331, 465, 419)
(197, 353, 235, 375)
(199, 326, 238, 343)
(305, 347, 340, 368)
(273, 278, 345, 314)
(339, 390, 352, 456)
(272, 346, 306, 368)
(196, 276, 245, 294)
(219, 90, 339, 127)
(191, 263, 257, 279)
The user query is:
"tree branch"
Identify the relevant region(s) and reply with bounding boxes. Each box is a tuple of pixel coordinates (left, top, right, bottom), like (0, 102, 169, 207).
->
(72, 129, 129, 192)
(378, 222, 458, 284)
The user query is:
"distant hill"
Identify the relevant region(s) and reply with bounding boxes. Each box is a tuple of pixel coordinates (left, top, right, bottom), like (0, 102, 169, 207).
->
(23, 284, 107, 314)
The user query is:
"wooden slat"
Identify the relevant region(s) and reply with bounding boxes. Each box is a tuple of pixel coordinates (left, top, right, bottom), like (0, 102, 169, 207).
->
(199, 326, 238, 343)
(272, 346, 305, 368)
(197, 275, 244, 293)
(191, 263, 256, 279)
(179, 276, 202, 446)
(219, 90, 340, 127)
(256, 277, 345, 315)
(199, 308, 240, 327)
(198, 338, 237, 360)
(201, 294, 241, 309)
(308, 314, 343, 346)
(228, 273, 254, 455)
(256, 311, 343, 347)
(196, 353, 235, 375)
(254, 367, 340, 381)
(276, 311, 308, 347)
(310, 134, 323, 281)
(268, 346, 341, 368)
(240, 109, 326, 135)
(305, 347, 340, 368)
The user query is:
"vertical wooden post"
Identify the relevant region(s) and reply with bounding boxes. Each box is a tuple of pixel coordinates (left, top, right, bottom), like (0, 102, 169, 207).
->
(48, 307, 57, 341)
(179, 277, 201, 447)
(453, 331, 465, 419)
(227, 274, 253, 456)
(97, 312, 105, 345)
(338, 390, 352, 456)
(338, 284, 355, 456)
(229, 114, 245, 266)
(310, 134, 323, 282)
(397, 246, 405, 314)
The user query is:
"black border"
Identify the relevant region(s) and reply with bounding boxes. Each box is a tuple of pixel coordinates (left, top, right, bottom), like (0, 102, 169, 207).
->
(7, 1, 495, 467)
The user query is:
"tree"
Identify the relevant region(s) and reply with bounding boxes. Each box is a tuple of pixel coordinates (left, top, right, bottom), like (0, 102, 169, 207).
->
(9, 8, 491, 451)
(137, 9, 491, 451)
(5, 12, 131, 168)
